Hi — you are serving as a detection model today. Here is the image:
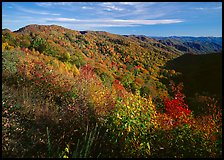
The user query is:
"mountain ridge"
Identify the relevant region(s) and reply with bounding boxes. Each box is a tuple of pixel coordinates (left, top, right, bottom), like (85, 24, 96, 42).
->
(153, 36, 222, 54)
(4, 24, 222, 46)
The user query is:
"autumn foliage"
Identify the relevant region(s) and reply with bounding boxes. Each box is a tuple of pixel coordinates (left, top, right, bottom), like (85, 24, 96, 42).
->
(2, 25, 222, 158)
(163, 83, 192, 127)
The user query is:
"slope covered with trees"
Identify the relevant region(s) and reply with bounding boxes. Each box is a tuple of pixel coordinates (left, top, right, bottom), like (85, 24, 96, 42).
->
(164, 53, 222, 116)
(2, 24, 222, 158)
(165, 53, 222, 97)
(154, 36, 222, 54)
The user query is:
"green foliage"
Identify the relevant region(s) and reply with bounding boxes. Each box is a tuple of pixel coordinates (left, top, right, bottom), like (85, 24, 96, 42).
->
(2, 31, 18, 47)
(150, 125, 217, 158)
(64, 32, 75, 43)
(99, 72, 114, 86)
(106, 92, 156, 157)
(71, 124, 101, 158)
(121, 73, 134, 90)
(140, 85, 150, 98)
(46, 127, 52, 157)
(130, 82, 141, 94)
(61, 52, 71, 62)
(2, 50, 20, 76)
(30, 37, 48, 53)
(70, 51, 86, 68)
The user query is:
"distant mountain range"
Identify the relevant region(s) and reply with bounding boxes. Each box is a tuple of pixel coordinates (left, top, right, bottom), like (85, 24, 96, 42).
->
(151, 36, 222, 54)
(3, 25, 222, 55)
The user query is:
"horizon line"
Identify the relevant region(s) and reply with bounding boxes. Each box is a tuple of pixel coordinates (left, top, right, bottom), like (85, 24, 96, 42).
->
(2, 24, 222, 38)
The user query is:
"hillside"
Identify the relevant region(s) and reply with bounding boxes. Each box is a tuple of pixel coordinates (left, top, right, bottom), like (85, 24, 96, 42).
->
(2, 24, 222, 158)
(153, 36, 222, 54)
(164, 52, 222, 115)
(2, 24, 182, 98)
(165, 52, 222, 97)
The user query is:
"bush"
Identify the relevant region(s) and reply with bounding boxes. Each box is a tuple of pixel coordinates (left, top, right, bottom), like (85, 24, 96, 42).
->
(150, 125, 212, 158)
(106, 91, 156, 157)
(30, 37, 48, 53)
(140, 85, 150, 98)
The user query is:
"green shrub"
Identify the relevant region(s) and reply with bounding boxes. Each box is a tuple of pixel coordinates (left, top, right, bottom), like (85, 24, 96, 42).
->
(150, 125, 218, 158)
(140, 85, 150, 98)
(106, 91, 156, 157)
(30, 37, 48, 53)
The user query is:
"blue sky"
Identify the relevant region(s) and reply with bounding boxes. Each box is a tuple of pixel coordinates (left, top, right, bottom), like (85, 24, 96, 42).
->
(2, 2, 222, 37)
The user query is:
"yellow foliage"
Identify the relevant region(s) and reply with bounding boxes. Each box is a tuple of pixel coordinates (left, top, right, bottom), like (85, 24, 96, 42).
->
(170, 69, 176, 75)
(2, 42, 14, 51)
(72, 64, 80, 76)
(108, 91, 156, 157)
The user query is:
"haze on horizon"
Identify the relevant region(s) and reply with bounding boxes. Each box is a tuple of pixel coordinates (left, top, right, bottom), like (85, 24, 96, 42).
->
(2, 2, 222, 37)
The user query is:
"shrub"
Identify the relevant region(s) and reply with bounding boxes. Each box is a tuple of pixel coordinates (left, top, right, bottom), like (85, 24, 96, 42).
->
(151, 81, 222, 158)
(61, 52, 71, 62)
(30, 37, 48, 53)
(106, 91, 156, 157)
(150, 125, 212, 158)
(72, 65, 116, 123)
(163, 82, 192, 127)
(2, 42, 14, 51)
(140, 85, 150, 98)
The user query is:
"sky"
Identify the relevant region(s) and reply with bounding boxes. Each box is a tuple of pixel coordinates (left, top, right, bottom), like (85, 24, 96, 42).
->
(2, 2, 222, 37)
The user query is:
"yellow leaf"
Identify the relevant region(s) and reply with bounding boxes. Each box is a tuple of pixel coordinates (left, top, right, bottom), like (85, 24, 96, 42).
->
(63, 155, 68, 158)
(65, 144, 69, 153)
(146, 142, 151, 155)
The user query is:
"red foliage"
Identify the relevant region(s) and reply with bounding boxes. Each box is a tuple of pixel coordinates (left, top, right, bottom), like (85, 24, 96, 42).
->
(111, 61, 117, 66)
(80, 64, 93, 75)
(112, 79, 127, 97)
(164, 94, 191, 118)
(134, 65, 142, 70)
(78, 64, 102, 88)
(163, 82, 192, 127)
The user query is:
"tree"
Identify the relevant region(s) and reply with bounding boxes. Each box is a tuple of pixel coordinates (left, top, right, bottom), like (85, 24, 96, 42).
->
(63, 52, 71, 62)
(30, 37, 48, 53)
(140, 86, 150, 98)
(72, 64, 80, 76)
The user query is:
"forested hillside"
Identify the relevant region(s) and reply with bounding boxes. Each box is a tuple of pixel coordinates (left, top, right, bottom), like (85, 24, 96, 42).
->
(2, 25, 182, 98)
(2, 24, 222, 158)
(164, 53, 222, 115)
(154, 36, 222, 54)
(165, 53, 222, 97)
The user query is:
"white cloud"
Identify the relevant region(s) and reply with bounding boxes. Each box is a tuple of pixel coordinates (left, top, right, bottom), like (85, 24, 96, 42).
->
(82, 6, 93, 10)
(119, 2, 155, 6)
(45, 18, 77, 22)
(36, 2, 74, 7)
(110, 19, 183, 25)
(44, 18, 183, 28)
(193, 5, 222, 10)
(23, 8, 60, 16)
(98, 2, 165, 20)
(194, 7, 206, 10)
(36, 2, 53, 7)
(14, 4, 61, 16)
(214, 6, 222, 9)
(118, 2, 137, 5)
(100, 2, 124, 11)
